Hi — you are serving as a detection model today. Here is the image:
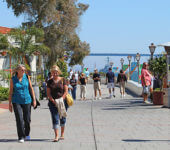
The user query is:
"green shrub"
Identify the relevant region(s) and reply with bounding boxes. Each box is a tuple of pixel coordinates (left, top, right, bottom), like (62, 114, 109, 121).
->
(0, 86, 9, 102)
(56, 59, 68, 78)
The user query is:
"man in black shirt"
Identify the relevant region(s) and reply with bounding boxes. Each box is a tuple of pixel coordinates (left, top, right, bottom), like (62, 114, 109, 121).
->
(93, 69, 102, 100)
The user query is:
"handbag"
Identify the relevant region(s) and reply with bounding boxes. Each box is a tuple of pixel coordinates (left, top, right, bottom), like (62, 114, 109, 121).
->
(26, 75, 40, 109)
(65, 93, 73, 106)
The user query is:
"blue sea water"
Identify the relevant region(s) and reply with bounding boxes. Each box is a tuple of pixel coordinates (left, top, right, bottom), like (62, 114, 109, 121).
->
(71, 55, 150, 73)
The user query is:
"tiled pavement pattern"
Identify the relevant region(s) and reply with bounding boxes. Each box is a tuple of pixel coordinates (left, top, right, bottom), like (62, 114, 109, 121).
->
(0, 84, 170, 150)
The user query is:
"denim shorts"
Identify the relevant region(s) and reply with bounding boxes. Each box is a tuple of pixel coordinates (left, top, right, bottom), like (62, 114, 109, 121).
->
(48, 100, 68, 129)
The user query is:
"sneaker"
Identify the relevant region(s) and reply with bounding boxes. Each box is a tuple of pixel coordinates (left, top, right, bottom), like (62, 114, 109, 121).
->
(109, 95, 112, 99)
(113, 95, 116, 98)
(94, 97, 97, 100)
(18, 138, 24, 143)
(25, 136, 30, 141)
(123, 94, 125, 97)
(144, 100, 150, 104)
(99, 97, 102, 100)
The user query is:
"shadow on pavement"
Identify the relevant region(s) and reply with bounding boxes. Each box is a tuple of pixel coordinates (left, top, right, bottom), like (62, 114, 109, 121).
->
(122, 139, 170, 142)
(0, 139, 51, 142)
(101, 100, 163, 110)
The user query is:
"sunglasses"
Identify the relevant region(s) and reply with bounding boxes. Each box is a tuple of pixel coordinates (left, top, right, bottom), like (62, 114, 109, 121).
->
(19, 69, 25, 72)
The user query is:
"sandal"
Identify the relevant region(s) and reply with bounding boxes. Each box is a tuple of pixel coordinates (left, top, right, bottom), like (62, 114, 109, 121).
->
(53, 138, 59, 142)
(59, 137, 64, 140)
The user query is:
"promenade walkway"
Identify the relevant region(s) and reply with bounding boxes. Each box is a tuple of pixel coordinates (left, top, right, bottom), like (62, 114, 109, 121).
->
(0, 84, 170, 150)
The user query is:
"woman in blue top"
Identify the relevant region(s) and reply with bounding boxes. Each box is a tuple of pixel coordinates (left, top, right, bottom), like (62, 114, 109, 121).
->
(8, 64, 36, 143)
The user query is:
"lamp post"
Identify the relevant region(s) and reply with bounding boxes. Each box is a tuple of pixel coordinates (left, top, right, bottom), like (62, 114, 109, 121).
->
(127, 55, 132, 80)
(135, 53, 140, 83)
(120, 58, 124, 70)
(149, 43, 156, 60)
(110, 62, 114, 70)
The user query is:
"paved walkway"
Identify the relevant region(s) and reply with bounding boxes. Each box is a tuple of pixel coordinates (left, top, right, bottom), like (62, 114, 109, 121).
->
(0, 84, 170, 150)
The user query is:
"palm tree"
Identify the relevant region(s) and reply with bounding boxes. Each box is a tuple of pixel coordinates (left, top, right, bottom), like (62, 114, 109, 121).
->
(8, 26, 50, 70)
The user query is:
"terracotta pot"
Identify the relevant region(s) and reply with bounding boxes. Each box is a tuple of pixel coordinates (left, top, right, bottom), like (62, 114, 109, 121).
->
(1, 51, 7, 56)
(153, 91, 164, 105)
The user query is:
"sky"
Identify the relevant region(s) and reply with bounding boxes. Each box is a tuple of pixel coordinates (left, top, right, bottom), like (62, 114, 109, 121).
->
(0, 0, 170, 71)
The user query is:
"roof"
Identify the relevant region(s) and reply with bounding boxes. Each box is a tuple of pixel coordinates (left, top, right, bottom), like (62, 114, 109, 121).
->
(158, 42, 170, 47)
(0, 26, 11, 34)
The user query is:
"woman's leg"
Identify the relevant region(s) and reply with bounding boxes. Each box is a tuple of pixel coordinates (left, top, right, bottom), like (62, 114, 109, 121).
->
(80, 85, 83, 99)
(72, 86, 77, 100)
(119, 83, 123, 95)
(13, 103, 25, 140)
(84, 85, 86, 99)
(60, 101, 68, 139)
(54, 129, 59, 140)
(48, 102, 60, 140)
(22, 103, 31, 137)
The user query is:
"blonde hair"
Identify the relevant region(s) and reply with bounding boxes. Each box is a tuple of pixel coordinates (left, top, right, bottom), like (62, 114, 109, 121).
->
(12, 64, 26, 76)
(50, 65, 62, 75)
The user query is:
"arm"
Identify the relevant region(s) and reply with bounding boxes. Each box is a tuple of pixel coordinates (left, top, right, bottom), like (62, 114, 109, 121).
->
(8, 79, 13, 112)
(47, 87, 56, 104)
(105, 74, 108, 84)
(27, 76, 36, 108)
(63, 85, 68, 100)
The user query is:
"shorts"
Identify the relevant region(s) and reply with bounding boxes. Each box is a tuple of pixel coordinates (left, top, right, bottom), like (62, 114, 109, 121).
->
(107, 82, 114, 88)
(143, 86, 150, 94)
(94, 82, 101, 90)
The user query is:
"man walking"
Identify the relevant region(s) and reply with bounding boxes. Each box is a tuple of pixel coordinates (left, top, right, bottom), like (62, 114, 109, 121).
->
(106, 67, 115, 98)
(93, 69, 102, 100)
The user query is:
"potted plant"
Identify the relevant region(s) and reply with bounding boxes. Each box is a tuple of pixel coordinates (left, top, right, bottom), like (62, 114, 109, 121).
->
(149, 54, 167, 105)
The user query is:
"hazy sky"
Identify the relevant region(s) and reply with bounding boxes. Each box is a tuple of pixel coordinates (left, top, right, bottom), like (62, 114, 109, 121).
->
(0, 0, 169, 55)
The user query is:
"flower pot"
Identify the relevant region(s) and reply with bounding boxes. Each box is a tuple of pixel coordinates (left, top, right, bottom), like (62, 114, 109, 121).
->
(153, 91, 164, 105)
(1, 51, 7, 56)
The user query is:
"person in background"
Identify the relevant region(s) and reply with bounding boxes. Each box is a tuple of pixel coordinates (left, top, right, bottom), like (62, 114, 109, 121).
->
(79, 73, 87, 100)
(117, 69, 127, 98)
(75, 71, 79, 81)
(47, 65, 68, 142)
(66, 78, 73, 95)
(70, 74, 77, 100)
(141, 62, 152, 103)
(69, 69, 73, 79)
(93, 69, 102, 100)
(85, 68, 90, 83)
(106, 67, 115, 98)
(45, 72, 52, 83)
(8, 64, 36, 143)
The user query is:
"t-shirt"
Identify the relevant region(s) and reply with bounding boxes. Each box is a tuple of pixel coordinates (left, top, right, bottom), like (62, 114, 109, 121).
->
(93, 73, 100, 82)
(85, 71, 89, 77)
(106, 71, 115, 83)
(70, 79, 77, 87)
(141, 68, 151, 86)
(47, 78, 66, 99)
(79, 77, 86, 85)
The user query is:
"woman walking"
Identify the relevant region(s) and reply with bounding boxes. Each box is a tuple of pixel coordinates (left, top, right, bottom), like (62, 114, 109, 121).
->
(47, 65, 68, 142)
(8, 64, 36, 143)
(79, 73, 87, 100)
(141, 62, 152, 103)
(70, 74, 77, 100)
(117, 69, 127, 98)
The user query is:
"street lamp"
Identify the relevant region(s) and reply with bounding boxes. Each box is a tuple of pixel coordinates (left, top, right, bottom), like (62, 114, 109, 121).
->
(135, 53, 140, 84)
(120, 58, 124, 70)
(110, 62, 114, 70)
(127, 55, 132, 80)
(149, 43, 156, 60)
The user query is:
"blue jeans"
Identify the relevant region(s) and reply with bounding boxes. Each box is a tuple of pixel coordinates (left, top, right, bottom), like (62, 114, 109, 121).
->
(48, 100, 68, 129)
(13, 103, 31, 140)
(71, 86, 77, 100)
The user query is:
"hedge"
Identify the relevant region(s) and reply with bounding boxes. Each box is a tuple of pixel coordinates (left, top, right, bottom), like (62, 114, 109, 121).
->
(0, 86, 9, 102)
